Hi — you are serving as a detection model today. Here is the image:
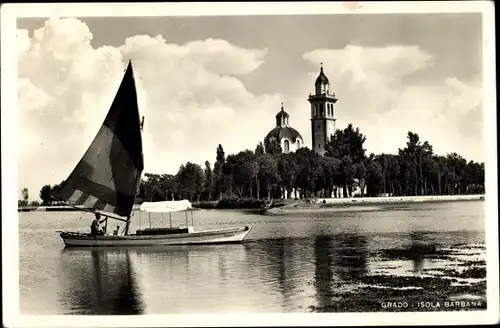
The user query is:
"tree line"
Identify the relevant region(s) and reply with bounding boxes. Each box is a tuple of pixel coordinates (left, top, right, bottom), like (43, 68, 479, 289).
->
(137, 125, 485, 203)
(33, 124, 485, 205)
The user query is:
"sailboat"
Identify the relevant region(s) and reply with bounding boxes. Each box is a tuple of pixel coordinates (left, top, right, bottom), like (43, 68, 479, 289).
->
(55, 61, 252, 247)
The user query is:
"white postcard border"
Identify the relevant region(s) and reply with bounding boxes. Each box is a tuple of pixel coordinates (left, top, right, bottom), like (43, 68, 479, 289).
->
(2, 1, 498, 327)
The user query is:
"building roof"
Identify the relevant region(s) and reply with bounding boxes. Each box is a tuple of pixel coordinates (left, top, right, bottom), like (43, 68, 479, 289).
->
(275, 103, 290, 118)
(275, 108, 290, 118)
(315, 65, 329, 86)
(265, 126, 303, 143)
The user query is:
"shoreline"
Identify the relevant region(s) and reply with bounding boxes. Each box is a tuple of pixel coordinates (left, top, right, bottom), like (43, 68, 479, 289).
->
(18, 195, 484, 213)
(266, 194, 485, 215)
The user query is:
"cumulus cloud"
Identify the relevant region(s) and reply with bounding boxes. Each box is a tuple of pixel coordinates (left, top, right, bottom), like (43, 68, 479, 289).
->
(17, 17, 280, 200)
(294, 45, 483, 161)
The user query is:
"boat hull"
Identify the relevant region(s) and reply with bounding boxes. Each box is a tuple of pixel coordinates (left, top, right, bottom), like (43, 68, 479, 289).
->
(60, 226, 252, 247)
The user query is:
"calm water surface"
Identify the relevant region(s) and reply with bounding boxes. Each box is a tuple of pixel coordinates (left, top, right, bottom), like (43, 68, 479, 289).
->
(19, 201, 486, 314)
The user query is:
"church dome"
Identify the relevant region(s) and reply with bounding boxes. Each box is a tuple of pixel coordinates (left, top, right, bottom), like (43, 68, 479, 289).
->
(276, 108, 290, 118)
(265, 126, 303, 143)
(264, 102, 304, 154)
(315, 65, 329, 86)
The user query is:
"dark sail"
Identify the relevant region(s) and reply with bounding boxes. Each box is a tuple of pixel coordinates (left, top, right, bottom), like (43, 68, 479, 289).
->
(55, 61, 144, 217)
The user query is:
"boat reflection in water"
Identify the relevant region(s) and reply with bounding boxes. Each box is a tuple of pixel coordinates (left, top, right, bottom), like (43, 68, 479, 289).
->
(59, 244, 252, 314)
(131, 244, 251, 313)
(58, 248, 144, 315)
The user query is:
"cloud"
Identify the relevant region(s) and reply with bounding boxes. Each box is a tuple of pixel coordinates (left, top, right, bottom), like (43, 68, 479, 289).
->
(296, 45, 483, 161)
(17, 17, 280, 200)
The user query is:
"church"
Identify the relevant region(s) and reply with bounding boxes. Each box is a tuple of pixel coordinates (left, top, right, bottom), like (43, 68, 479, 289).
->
(264, 64, 338, 155)
(263, 64, 347, 199)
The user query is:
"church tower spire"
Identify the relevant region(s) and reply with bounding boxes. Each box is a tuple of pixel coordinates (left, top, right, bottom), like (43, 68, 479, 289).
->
(308, 64, 338, 154)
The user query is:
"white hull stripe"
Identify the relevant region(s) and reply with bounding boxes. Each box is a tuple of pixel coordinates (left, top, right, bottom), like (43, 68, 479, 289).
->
(61, 227, 252, 246)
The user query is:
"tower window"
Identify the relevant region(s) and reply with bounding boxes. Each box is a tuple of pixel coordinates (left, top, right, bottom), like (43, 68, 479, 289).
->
(317, 125, 320, 129)
(320, 104, 324, 116)
(319, 144, 321, 148)
(314, 105, 317, 118)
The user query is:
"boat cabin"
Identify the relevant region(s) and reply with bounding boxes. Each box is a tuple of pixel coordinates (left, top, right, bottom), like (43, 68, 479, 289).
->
(135, 200, 196, 236)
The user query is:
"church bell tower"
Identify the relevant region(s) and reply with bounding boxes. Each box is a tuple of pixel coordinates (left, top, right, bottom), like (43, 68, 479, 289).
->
(308, 63, 337, 155)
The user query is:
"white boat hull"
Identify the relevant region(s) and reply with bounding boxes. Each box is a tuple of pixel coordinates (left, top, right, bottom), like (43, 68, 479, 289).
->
(60, 226, 252, 247)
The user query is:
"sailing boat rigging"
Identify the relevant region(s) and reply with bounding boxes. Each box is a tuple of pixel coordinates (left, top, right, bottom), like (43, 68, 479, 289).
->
(56, 61, 251, 247)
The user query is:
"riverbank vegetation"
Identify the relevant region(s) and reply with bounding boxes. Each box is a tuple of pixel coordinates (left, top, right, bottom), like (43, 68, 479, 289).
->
(34, 126, 485, 208)
(134, 127, 485, 203)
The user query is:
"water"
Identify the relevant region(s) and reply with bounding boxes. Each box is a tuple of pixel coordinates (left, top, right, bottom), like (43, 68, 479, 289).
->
(19, 201, 486, 314)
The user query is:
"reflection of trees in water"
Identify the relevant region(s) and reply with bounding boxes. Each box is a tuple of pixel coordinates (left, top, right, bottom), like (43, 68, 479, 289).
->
(407, 231, 438, 271)
(313, 233, 369, 309)
(247, 234, 369, 310)
(381, 231, 439, 272)
(245, 238, 291, 292)
(244, 237, 312, 309)
(332, 233, 368, 281)
(58, 249, 143, 315)
(314, 235, 335, 310)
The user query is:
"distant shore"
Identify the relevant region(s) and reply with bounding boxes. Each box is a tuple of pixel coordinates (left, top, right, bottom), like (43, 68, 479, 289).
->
(18, 195, 484, 213)
(266, 194, 485, 215)
(17, 205, 94, 212)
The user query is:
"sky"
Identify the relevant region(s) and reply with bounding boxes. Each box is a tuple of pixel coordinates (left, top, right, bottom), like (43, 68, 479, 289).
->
(16, 13, 484, 201)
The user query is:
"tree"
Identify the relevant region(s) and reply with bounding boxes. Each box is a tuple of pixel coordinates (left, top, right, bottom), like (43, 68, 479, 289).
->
(22, 188, 29, 201)
(325, 124, 367, 164)
(375, 154, 389, 194)
(321, 156, 341, 198)
(175, 162, 205, 201)
(143, 173, 163, 201)
(294, 148, 323, 198)
(278, 152, 299, 198)
(39, 185, 52, 204)
(264, 138, 282, 156)
(213, 144, 226, 200)
(365, 159, 384, 196)
(255, 142, 265, 155)
(354, 161, 367, 196)
(324, 124, 368, 196)
(160, 174, 177, 200)
(51, 181, 65, 196)
(257, 153, 279, 199)
(221, 161, 234, 197)
(228, 150, 255, 197)
(203, 161, 213, 201)
(339, 156, 356, 197)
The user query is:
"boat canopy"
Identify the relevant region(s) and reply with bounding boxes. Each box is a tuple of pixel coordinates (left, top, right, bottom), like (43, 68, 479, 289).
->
(140, 200, 192, 213)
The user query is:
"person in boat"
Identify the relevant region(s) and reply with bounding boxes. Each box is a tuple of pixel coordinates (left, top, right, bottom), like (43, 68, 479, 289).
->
(113, 226, 120, 235)
(90, 212, 106, 236)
